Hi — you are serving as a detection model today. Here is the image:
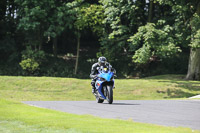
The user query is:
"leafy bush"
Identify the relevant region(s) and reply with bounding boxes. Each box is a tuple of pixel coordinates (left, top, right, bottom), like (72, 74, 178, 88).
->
(21, 46, 46, 63)
(128, 23, 181, 64)
(19, 58, 39, 74)
(19, 46, 46, 75)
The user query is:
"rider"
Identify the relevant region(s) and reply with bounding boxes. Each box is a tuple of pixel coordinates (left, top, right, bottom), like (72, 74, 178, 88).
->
(90, 56, 116, 93)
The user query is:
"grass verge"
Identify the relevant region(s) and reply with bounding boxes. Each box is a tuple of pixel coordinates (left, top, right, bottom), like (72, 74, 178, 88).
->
(0, 75, 199, 101)
(0, 99, 199, 133)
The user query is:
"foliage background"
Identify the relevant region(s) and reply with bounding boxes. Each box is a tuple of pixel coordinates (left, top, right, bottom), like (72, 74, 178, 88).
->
(0, 0, 199, 79)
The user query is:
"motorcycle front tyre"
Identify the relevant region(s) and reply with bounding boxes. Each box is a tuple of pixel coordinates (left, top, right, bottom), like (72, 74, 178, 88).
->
(106, 85, 113, 104)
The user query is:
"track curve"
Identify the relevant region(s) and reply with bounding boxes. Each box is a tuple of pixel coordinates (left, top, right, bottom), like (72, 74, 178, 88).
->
(23, 100, 200, 130)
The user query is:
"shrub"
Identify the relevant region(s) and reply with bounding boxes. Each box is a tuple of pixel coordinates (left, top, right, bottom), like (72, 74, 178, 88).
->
(19, 46, 46, 75)
(19, 58, 39, 74)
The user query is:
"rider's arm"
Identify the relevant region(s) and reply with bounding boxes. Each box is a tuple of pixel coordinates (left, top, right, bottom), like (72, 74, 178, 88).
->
(90, 63, 98, 79)
(111, 68, 116, 75)
(107, 63, 116, 75)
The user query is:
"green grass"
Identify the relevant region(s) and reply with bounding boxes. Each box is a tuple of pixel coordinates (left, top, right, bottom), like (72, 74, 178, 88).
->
(0, 75, 200, 133)
(0, 75, 199, 101)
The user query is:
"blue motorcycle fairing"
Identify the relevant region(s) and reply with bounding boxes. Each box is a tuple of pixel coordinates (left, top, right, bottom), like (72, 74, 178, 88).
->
(98, 71, 114, 82)
(97, 83, 106, 99)
(95, 71, 114, 99)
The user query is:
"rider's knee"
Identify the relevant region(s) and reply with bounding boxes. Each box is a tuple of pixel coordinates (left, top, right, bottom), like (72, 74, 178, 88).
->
(91, 81, 95, 87)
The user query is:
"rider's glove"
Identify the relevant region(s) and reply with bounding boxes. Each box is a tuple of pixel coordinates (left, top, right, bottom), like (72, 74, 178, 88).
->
(92, 75, 98, 79)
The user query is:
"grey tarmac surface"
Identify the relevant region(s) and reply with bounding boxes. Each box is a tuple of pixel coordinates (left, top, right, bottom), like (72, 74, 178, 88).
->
(23, 100, 200, 130)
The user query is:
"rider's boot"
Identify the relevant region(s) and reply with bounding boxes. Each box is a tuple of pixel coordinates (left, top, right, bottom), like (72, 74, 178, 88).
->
(92, 87, 96, 94)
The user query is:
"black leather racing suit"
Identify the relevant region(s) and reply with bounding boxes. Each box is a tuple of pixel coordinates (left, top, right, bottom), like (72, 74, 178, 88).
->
(90, 62, 116, 91)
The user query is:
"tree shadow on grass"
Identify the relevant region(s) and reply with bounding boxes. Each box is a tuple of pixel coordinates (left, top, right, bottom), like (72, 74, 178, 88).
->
(157, 88, 195, 98)
(157, 80, 200, 91)
(148, 75, 200, 98)
(173, 82, 200, 91)
(164, 89, 195, 98)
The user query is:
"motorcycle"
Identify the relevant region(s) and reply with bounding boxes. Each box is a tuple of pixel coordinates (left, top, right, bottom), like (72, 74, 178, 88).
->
(94, 66, 115, 104)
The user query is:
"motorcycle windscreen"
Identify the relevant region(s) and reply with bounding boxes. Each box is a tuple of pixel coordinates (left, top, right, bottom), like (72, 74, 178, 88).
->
(100, 71, 113, 81)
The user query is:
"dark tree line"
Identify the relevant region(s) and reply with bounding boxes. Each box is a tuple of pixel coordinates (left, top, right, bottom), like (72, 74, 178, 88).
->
(0, 0, 200, 80)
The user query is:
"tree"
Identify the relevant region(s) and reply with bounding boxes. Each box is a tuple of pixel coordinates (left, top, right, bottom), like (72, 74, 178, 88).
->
(16, 0, 47, 50)
(129, 0, 200, 80)
(148, 0, 154, 22)
(186, 8, 200, 80)
(156, 0, 200, 80)
(16, 0, 74, 53)
(72, 2, 105, 74)
(99, 0, 147, 75)
(128, 23, 181, 64)
(65, 0, 87, 75)
(0, 0, 19, 66)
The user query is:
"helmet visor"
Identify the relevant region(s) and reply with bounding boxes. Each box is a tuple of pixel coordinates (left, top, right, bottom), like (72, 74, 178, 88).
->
(100, 61, 105, 65)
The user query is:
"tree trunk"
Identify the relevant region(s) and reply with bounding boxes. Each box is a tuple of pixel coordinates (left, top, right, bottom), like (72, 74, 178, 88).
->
(186, 2, 200, 80)
(53, 37, 57, 57)
(74, 32, 81, 75)
(38, 40, 42, 50)
(148, 0, 153, 22)
(38, 29, 42, 50)
(186, 48, 200, 80)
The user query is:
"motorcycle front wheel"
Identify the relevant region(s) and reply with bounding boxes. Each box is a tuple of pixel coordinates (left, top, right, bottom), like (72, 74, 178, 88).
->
(106, 85, 113, 104)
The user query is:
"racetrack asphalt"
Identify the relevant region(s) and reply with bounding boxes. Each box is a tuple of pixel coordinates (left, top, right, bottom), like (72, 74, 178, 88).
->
(23, 100, 200, 130)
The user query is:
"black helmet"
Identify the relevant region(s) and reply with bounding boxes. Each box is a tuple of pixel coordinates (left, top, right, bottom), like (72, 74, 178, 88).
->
(98, 56, 107, 65)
